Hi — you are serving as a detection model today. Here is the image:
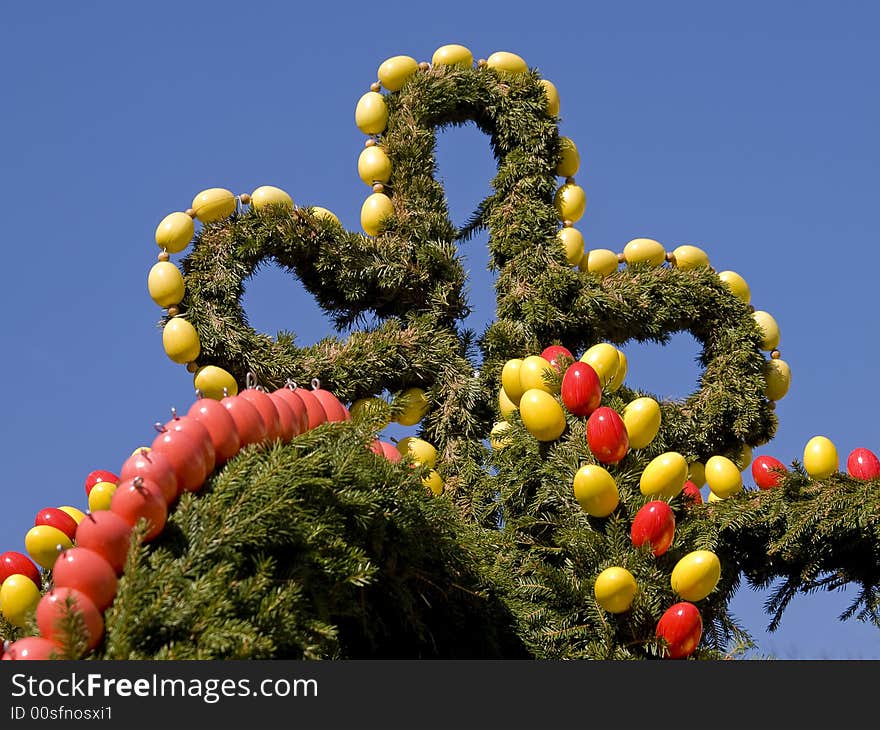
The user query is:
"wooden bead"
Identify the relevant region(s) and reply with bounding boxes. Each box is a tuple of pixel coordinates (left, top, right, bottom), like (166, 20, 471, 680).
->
(239, 193, 251, 205)
(365, 138, 376, 148)
(370, 82, 381, 92)
(565, 176, 576, 185)
(167, 306, 179, 317)
(562, 219, 573, 228)
(477, 58, 487, 67)
(418, 61, 430, 71)
(186, 362, 199, 373)
(157, 251, 170, 262)
(372, 183, 385, 194)
(771, 350, 781, 360)
(185, 208, 197, 218)
(665, 252, 676, 264)
(617, 253, 626, 264)
(769, 401, 776, 410)
(749, 305, 756, 313)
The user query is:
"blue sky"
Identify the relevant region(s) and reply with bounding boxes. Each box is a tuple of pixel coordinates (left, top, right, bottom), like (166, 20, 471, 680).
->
(1, 1, 877, 658)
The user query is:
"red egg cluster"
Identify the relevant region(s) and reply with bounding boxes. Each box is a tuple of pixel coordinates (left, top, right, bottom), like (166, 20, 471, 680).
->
(1, 383, 349, 661)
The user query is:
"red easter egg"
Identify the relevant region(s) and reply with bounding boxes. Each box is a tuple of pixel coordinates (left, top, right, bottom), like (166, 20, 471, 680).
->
(267, 391, 298, 442)
(561, 361, 602, 417)
(682, 480, 703, 504)
(151, 425, 211, 494)
(293, 387, 328, 429)
(0, 551, 42, 587)
(238, 388, 283, 442)
(371, 439, 402, 463)
(1, 636, 61, 660)
(34, 507, 79, 542)
(110, 477, 168, 542)
(119, 448, 179, 505)
(51, 547, 118, 612)
(847, 448, 880, 481)
(221, 393, 268, 447)
(311, 388, 349, 422)
(74, 511, 133, 575)
(540, 345, 574, 372)
(586, 406, 629, 464)
(160, 414, 216, 475)
(656, 602, 703, 659)
(187, 397, 242, 463)
(630, 501, 676, 556)
(36, 587, 104, 652)
(751, 455, 788, 490)
(270, 387, 310, 436)
(84, 469, 118, 497)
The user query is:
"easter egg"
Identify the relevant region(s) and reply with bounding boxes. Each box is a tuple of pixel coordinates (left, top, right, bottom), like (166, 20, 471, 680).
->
(501, 358, 525, 404)
(74, 511, 133, 576)
(194, 365, 238, 400)
(639, 452, 688, 498)
(519, 355, 557, 394)
(607, 349, 628, 392)
(358, 146, 392, 186)
(422, 470, 444, 496)
(349, 397, 391, 429)
(803, 436, 838, 479)
(671, 550, 721, 602)
(540, 345, 574, 372)
(586, 406, 628, 464)
(34, 507, 78, 542)
(250, 185, 294, 211)
(557, 227, 584, 266)
(191, 188, 236, 223)
(519, 389, 566, 442)
(396, 387, 429, 426)
(553, 183, 586, 222)
(489, 421, 512, 450)
(52, 547, 118, 612)
(377, 55, 419, 91)
(656, 602, 702, 659)
(630, 501, 676, 557)
(1, 636, 61, 660)
(486, 51, 528, 73)
(361, 192, 394, 236)
(764, 358, 791, 401)
(155, 211, 194, 253)
(148, 261, 185, 308)
(25, 525, 73, 570)
(560, 361, 602, 417)
(88, 481, 117, 512)
(688, 461, 706, 488)
(540, 79, 560, 116)
(572, 464, 619, 517)
(310, 206, 340, 225)
(162, 316, 201, 364)
(36, 587, 104, 652)
(717, 270, 750, 304)
(579, 343, 619, 388)
(0, 574, 42, 627)
(623, 238, 665, 267)
(752, 311, 780, 351)
(431, 44, 473, 68)
(556, 137, 580, 177)
(671, 245, 710, 269)
(847, 448, 880, 480)
(355, 91, 388, 135)
(58, 506, 86, 525)
(0, 552, 41, 587)
(736, 443, 753, 471)
(110, 478, 168, 542)
(623, 397, 661, 450)
(594, 567, 638, 614)
(498, 387, 518, 420)
(705, 455, 743, 498)
(581, 248, 619, 277)
(397, 437, 438, 468)
(682, 480, 703, 504)
(751, 454, 788, 489)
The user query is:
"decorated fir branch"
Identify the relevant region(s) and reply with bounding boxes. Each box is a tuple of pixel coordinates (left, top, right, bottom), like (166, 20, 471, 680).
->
(0, 44, 877, 661)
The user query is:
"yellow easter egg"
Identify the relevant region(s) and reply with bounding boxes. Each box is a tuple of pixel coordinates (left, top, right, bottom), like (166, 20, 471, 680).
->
(0, 574, 42, 627)
(573, 464, 619, 517)
(707, 491, 723, 502)
(431, 44, 473, 68)
(608, 349, 628, 392)
(540, 79, 560, 117)
(155, 211, 195, 253)
(486, 51, 528, 73)
(148, 261, 185, 308)
(623, 238, 666, 267)
(396, 387, 429, 426)
(556, 137, 580, 177)
(498, 387, 518, 420)
(355, 91, 388, 135)
(581, 248, 619, 277)
(501, 358, 525, 404)
(191, 187, 236, 223)
(162, 316, 201, 364)
(763, 358, 791, 401)
(397, 437, 438, 468)
(623, 397, 661, 450)
(672, 245, 710, 270)
(557, 227, 584, 266)
(194, 365, 238, 400)
(594, 567, 638, 614)
(753, 311, 780, 351)
(519, 355, 556, 395)
(310, 206, 341, 225)
(737, 444, 753, 471)
(490, 421, 512, 450)
(553, 183, 586, 223)
(349, 397, 391, 429)
(803, 436, 838, 479)
(519, 389, 566, 442)
(422, 470, 444, 496)
(358, 146, 392, 186)
(640, 452, 688, 498)
(688, 461, 706, 488)
(88, 481, 117, 513)
(361, 192, 394, 236)
(672, 550, 721, 602)
(718, 270, 750, 304)
(705, 455, 743, 498)
(377, 55, 419, 91)
(580, 343, 619, 388)
(25, 525, 73, 570)
(250, 185, 294, 211)
(58, 506, 86, 524)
